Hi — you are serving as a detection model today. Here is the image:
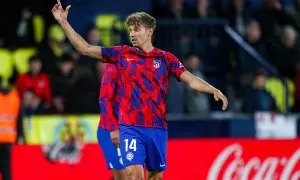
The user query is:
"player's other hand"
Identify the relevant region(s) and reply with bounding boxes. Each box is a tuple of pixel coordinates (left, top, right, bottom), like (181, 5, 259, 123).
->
(51, 0, 71, 24)
(213, 89, 228, 111)
(110, 130, 120, 148)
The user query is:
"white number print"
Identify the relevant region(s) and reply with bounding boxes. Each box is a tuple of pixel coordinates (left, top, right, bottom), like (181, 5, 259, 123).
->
(124, 139, 137, 152)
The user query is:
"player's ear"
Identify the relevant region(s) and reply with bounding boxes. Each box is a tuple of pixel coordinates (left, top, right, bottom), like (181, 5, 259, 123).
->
(148, 28, 153, 36)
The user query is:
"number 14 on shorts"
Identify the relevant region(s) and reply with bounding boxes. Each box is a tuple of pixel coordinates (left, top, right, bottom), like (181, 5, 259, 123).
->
(124, 139, 137, 162)
(124, 139, 137, 152)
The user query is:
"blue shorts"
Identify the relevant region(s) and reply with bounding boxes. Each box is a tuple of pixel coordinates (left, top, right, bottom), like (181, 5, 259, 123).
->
(97, 128, 124, 170)
(119, 125, 168, 171)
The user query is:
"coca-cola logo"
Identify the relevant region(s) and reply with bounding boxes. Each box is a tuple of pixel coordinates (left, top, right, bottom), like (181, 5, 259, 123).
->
(207, 144, 300, 180)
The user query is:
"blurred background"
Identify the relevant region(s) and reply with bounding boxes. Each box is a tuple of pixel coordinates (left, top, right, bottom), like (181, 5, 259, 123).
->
(0, 0, 300, 179)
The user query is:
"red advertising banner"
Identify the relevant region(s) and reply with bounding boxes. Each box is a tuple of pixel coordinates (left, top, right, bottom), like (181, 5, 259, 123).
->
(165, 139, 300, 180)
(12, 139, 300, 180)
(12, 144, 113, 180)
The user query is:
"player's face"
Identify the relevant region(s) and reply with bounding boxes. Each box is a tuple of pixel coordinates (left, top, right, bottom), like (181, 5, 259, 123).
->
(129, 25, 152, 48)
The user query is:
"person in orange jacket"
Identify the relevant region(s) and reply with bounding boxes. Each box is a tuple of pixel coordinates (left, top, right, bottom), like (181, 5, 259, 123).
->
(0, 75, 23, 180)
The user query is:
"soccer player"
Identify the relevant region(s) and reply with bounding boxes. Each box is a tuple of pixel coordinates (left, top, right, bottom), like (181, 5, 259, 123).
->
(51, 1, 228, 180)
(97, 63, 128, 180)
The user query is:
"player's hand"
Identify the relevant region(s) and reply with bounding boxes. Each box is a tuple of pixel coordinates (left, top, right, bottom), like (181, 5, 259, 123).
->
(51, 0, 71, 24)
(213, 89, 228, 111)
(110, 130, 120, 148)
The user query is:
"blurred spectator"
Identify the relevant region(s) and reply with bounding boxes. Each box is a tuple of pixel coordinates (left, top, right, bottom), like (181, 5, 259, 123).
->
(85, 26, 103, 46)
(189, 0, 214, 19)
(0, 75, 21, 180)
(281, 26, 298, 48)
(51, 54, 75, 113)
(22, 89, 44, 116)
(183, 53, 210, 115)
(245, 20, 267, 56)
(268, 26, 300, 78)
(16, 56, 52, 112)
(266, 76, 295, 112)
(152, 0, 190, 19)
(253, 0, 290, 39)
(77, 26, 103, 66)
(222, 0, 251, 35)
(166, 76, 185, 114)
(176, 31, 203, 58)
(63, 61, 99, 114)
(22, 0, 55, 25)
(243, 69, 278, 113)
(38, 24, 73, 76)
(293, 60, 300, 111)
(15, 8, 35, 47)
(63, 25, 102, 114)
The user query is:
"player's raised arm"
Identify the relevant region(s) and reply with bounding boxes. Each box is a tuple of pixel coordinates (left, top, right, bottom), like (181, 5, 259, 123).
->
(51, 0, 102, 59)
(180, 71, 228, 111)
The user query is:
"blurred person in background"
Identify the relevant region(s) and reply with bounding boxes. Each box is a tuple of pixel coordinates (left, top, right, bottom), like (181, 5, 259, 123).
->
(38, 24, 73, 76)
(77, 26, 104, 66)
(244, 19, 267, 57)
(268, 26, 300, 78)
(253, 0, 290, 39)
(51, 54, 75, 113)
(152, 0, 190, 19)
(152, 0, 201, 56)
(189, 0, 214, 19)
(50, 51, 99, 114)
(85, 26, 103, 46)
(15, 8, 36, 47)
(75, 26, 103, 94)
(63, 59, 99, 114)
(22, 89, 44, 116)
(222, 0, 251, 36)
(244, 69, 278, 113)
(0, 75, 21, 180)
(16, 56, 52, 113)
(22, 0, 56, 26)
(183, 53, 210, 115)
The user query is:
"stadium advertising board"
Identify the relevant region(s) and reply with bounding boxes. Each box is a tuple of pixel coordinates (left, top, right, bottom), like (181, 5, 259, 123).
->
(23, 115, 99, 144)
(255, 112, 298, 138)
(12, 139, 300, 180)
